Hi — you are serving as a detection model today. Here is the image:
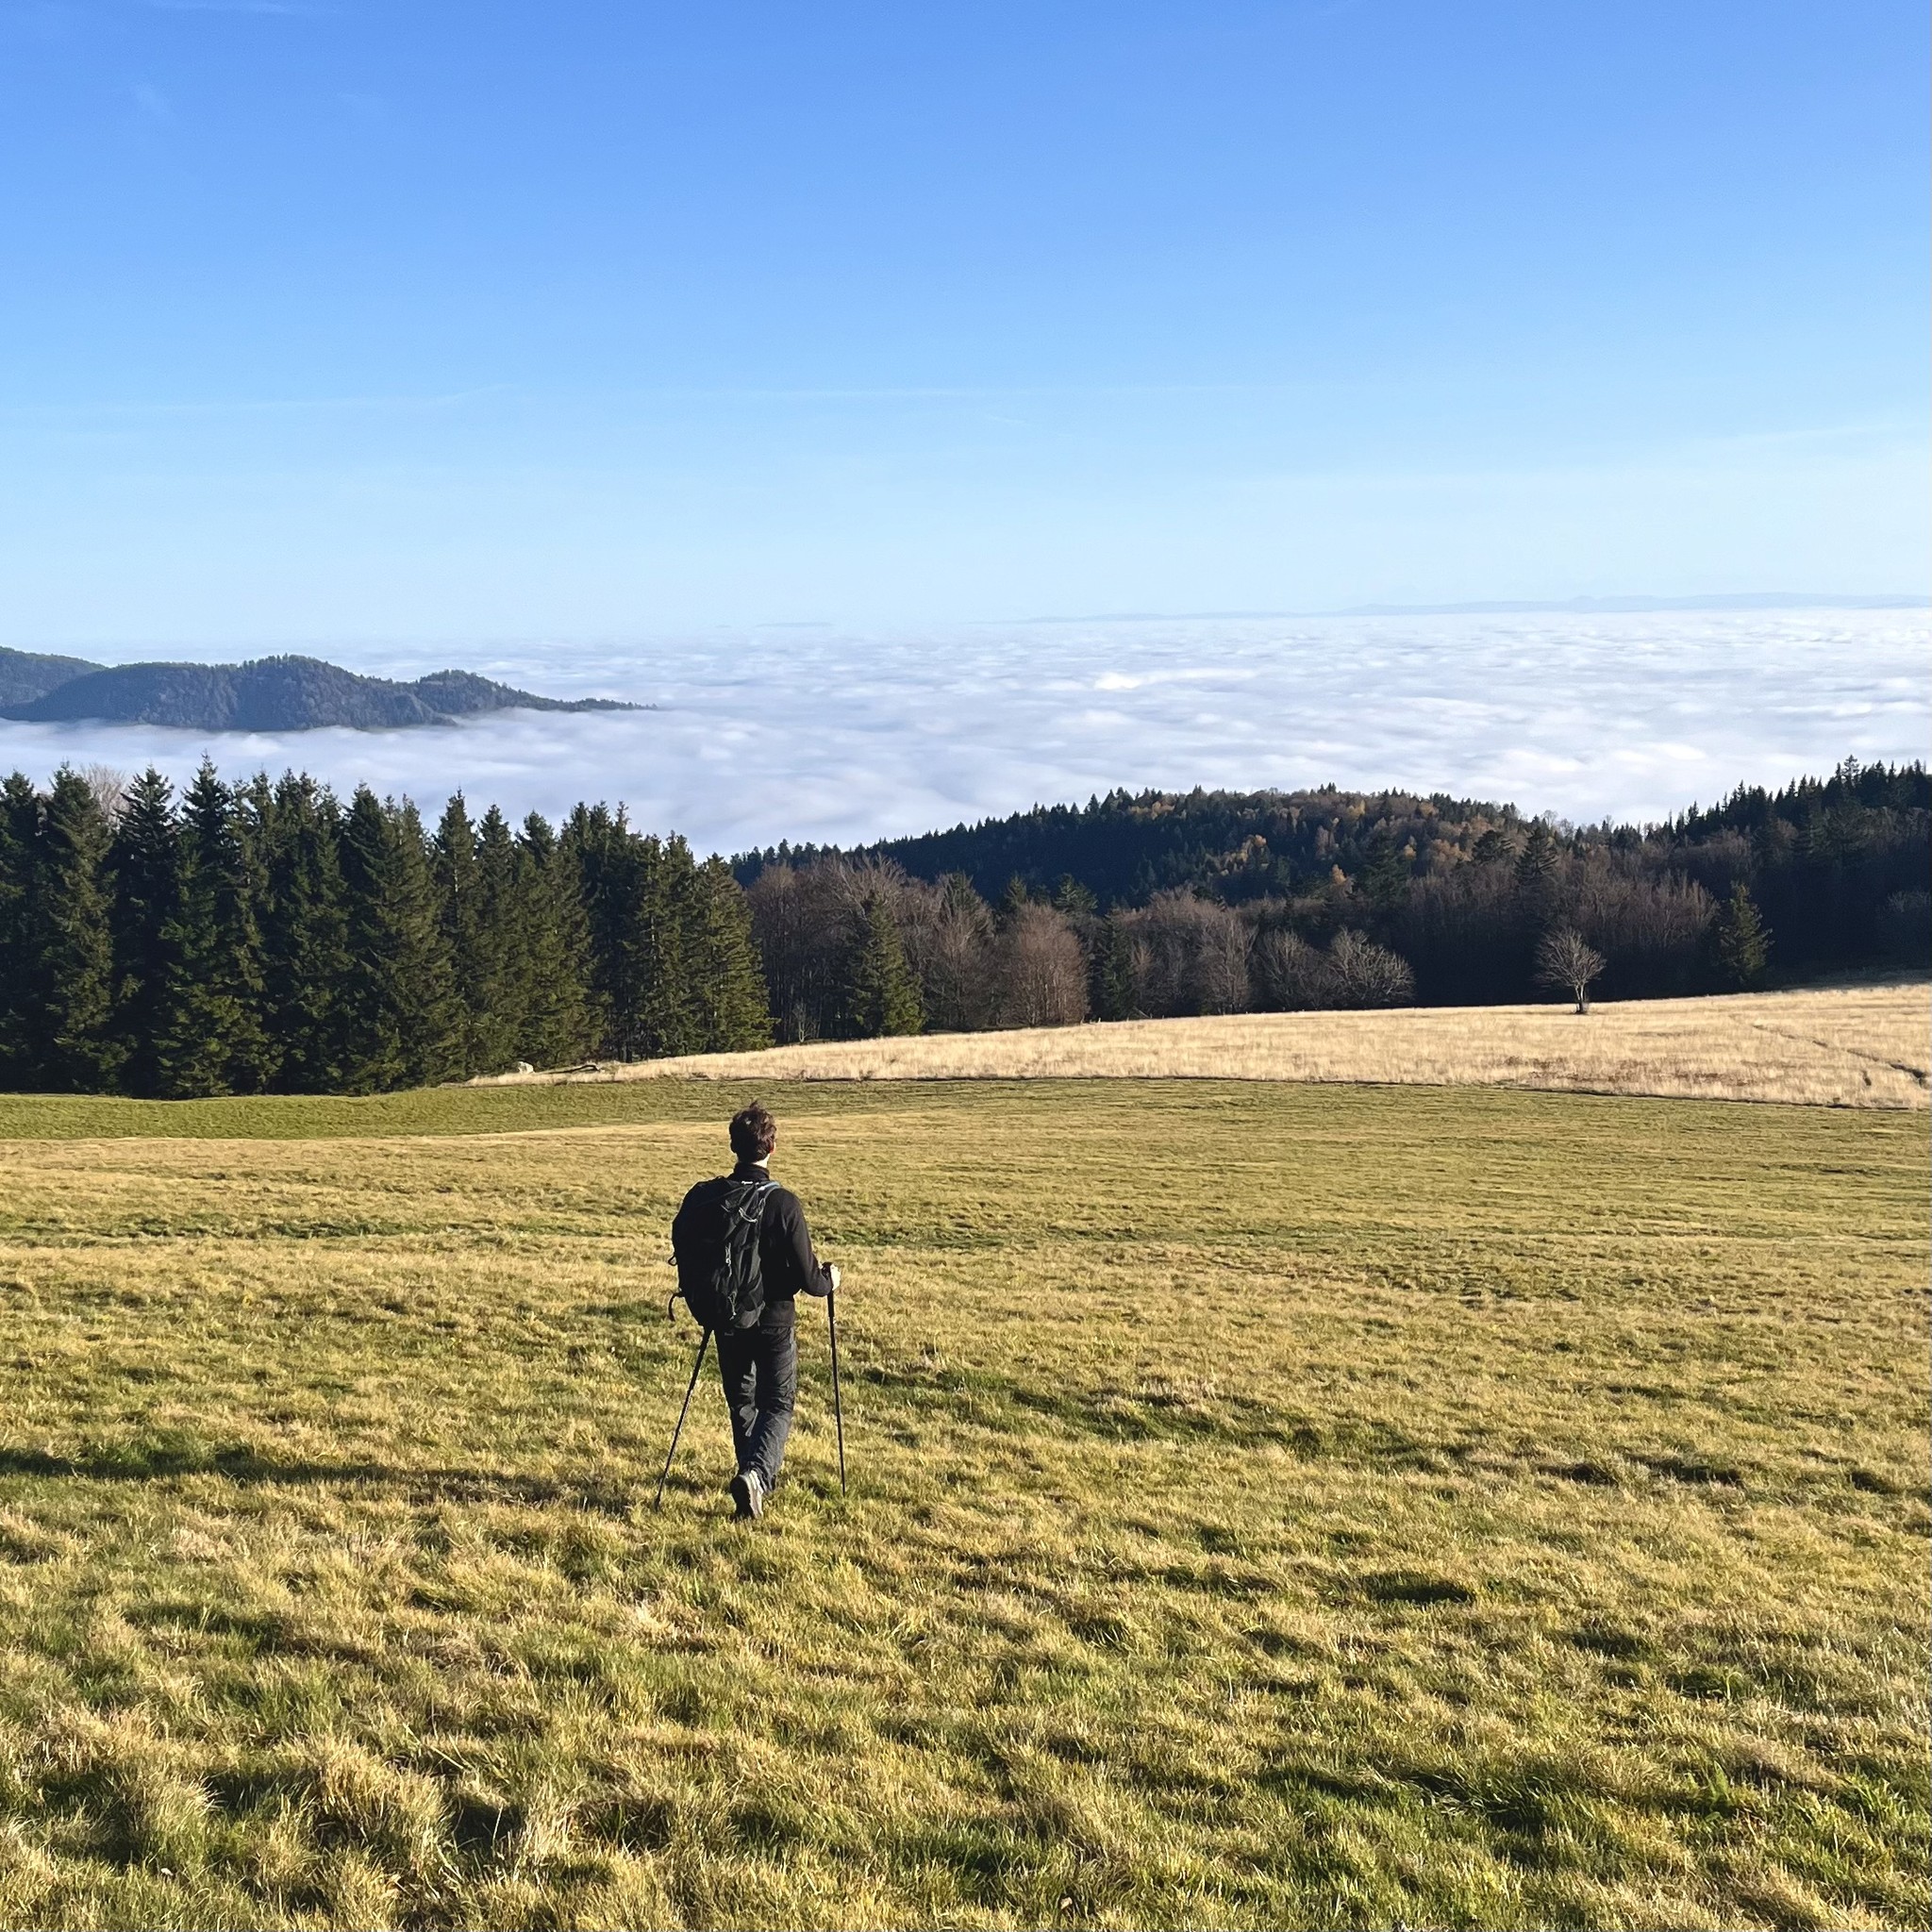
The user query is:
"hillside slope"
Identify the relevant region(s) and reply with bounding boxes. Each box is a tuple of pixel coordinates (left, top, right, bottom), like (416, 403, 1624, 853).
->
(0, 647, 638, 729)
(475, 980, 1932, 1109)
(0, 646, 100, 708)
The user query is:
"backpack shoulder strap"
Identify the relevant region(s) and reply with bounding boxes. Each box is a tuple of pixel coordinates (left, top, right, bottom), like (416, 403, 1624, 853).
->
(727, 1176, 777, 1218)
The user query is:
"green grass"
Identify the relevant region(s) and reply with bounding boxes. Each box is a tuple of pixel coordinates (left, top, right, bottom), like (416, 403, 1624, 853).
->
(0, 1079, 1924, 1929)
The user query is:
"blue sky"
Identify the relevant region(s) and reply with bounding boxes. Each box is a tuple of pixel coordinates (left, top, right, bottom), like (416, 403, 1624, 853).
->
(1, 1, 1925, 647)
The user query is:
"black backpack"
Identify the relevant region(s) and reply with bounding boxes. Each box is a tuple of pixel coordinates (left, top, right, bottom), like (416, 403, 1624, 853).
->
(675, 1176, 776, 1332)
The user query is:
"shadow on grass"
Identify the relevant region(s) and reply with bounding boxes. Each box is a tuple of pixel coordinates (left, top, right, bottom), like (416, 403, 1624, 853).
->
(861, 1357, 1440, 1459)
(0, 1440, 635, 1516)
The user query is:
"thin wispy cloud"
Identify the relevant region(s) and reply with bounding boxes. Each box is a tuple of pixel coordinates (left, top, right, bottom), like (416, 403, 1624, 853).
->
(1, 609, 1922, 857)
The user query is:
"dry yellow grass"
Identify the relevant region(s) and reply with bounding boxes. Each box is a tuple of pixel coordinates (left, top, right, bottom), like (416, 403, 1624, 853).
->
(480, 981, 1932, 1109)
(0, 1078, 1925, 1928)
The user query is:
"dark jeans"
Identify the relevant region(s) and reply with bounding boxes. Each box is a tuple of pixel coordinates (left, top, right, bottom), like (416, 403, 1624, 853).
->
(715, 1313, 797, 1490)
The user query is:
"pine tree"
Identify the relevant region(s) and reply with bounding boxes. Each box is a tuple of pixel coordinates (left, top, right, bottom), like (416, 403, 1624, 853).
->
(688, 855, 774, 1052)
(108, 769, 181, 1098)
(338, 788, 460, 1091)
(258, 773, 353, 1092)
(1713, 881, 1772, 989)
(23, 768, 123, 1091)
(840, 892, 924, 1038)
(0, 772, 42, 1085)
(154, 762, 275, 1097)
(516, 812, 602, 1068)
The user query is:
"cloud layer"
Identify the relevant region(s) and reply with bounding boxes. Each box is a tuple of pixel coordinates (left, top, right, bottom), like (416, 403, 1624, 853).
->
(1, 608, 1923, 857)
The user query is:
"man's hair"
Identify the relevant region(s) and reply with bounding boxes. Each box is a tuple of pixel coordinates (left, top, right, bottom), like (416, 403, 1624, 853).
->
(728, 1102, 778, 1163)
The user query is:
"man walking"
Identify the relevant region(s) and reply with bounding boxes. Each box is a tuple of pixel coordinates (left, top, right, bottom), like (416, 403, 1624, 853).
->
(671, 1102, 839, 1520)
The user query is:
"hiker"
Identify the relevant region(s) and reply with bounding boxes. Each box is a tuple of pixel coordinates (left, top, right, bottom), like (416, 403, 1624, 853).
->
(671, 1102, 839, 1519)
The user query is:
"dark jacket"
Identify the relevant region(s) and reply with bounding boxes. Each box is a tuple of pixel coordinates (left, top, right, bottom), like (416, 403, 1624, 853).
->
(672, 1162, 832, 1328)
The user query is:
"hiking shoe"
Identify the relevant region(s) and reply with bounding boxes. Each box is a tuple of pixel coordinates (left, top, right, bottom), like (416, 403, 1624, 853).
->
(729, 1469, 765, 1521)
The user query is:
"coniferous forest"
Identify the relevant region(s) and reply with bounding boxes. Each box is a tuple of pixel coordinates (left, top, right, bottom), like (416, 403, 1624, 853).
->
(0, 764, 768, 1097)
(0, 758, 1924, 1095)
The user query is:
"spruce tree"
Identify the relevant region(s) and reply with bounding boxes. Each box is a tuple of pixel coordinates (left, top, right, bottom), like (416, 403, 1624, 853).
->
(634, 835, 702, 1058)
(23, 768, 124, 1091)
(338, 788, 460, 1091)
(432, 794, 487, 1075)
(467, 804, 525, 1073)
(225, 772, 278, 1091)
(0, 773, 41, 1085)
(1052, 874, 1098, 919)
(1714, 882, 1772, 989)
(516, 812, 602, 1068)
(154, 762, 275, 1097)
(560, 803, 632, 1058)
(1511, 818, 1563, 991)
(108, 768, 182, 1098)
(840, 892, 924, 1038)
(259, 773, 353, 1092)
(1088, 912, 1137, 1021)
(688, 855, 774, 1052)
(1513, 820, 1560, 918)
(1359, 828, 1411, 913)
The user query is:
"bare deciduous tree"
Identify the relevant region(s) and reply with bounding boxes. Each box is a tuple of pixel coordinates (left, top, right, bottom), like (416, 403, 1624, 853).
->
(1194, 911, 1252, 1014)
(745, 858, 870, 1041)
(1253, 928, 1333, 1009)
(1252, 927, 1414, 1009)
(1535, 925, 1607, 1013)
(994, 902, 1088, 1027)
(1328, 928, 1416, 1008)
(78, 763, 130, 823)
(1117, 891, 1250, 1016)
(901, 874, 995, 1032)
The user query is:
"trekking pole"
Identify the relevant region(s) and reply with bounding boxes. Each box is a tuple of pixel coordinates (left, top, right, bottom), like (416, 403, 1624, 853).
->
(652, 1327, 711, 1513)
(826, 1289, 847, 1495)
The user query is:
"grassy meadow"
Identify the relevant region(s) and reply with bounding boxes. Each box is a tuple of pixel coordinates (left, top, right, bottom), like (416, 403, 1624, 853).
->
(0, 1076, 1924, 1929)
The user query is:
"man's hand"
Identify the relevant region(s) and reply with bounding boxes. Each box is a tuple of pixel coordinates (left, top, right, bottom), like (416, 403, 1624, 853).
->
(827, 1263, 841, 1292)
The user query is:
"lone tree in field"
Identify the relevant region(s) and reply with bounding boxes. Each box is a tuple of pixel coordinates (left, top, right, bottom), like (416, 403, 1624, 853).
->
(1713, 881, 1772, 990)
(1536, 925, 1607, 1013)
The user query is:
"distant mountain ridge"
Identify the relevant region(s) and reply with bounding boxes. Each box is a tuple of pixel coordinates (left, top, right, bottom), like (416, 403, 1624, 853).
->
(0, 649, 640, 730)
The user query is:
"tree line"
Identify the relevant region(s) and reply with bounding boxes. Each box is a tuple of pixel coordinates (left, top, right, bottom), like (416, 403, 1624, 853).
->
(0, 764, 768, 1097)
(743, 758, 1929, 1026)
(2, 758, 1924, 1094)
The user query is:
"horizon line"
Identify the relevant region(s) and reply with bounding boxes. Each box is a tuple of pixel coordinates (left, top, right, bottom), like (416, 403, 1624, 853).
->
(8, 591, 1928, 661)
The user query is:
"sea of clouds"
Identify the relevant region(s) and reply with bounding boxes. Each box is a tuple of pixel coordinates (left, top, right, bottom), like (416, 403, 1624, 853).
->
(1, 607, 1924, 857)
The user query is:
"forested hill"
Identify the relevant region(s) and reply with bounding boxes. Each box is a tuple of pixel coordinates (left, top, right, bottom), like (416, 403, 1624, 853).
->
(740, 760, 1932, 989)
(747, 782, 1518, 906)
(0, 648, 98, 708)
(0, 648, 637, 730)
